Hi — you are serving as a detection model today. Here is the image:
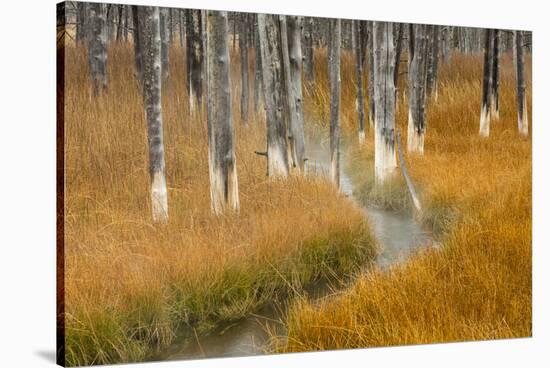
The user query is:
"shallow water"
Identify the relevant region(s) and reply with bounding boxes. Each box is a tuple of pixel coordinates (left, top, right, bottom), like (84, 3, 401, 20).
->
(159, 135, 432, 361)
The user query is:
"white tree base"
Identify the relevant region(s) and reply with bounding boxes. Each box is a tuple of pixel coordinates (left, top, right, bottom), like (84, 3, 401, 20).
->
(268, 144, 289, 177)
(151, 170, 168, 223)
(407, 117, 425, 154)
(358, 130, 366, 144)
(374, 129, 397, 184)
(479, 105, 490, 137)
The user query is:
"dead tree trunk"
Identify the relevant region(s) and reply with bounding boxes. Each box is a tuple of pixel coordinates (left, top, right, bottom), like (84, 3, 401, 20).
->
(116, 4, 124, 42)
(131, 6, 143, 83)
(479, 29, 493, 137)
(515, 31, 528, 136)
(141, 6, 168, 223)
(373, 21, 397, 183)
(490, 29, 500, 120)
(258, 14, 289, 177)
(303, 17, 315, 82)
(366, 21, 375, 129)
(159, 8, 170, 81)
(407, 24, 429, 153)
(282, 16, 307, 172)
(426, 25, 440, 100)
(393, 23, 404, 103)
(329, 19, 341, 188)
(206, 10, 240, 214)
(186, 9, 204, 113)
(239, 13, 249, 123)
(87, 3, 108, 96)
(253, 15, 263, 115)
(352, 20, 366, 144)
(76, 2, 87, 44)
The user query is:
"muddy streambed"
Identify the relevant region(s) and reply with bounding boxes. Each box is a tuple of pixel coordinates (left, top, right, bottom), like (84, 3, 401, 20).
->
(157, 135, 432, 361)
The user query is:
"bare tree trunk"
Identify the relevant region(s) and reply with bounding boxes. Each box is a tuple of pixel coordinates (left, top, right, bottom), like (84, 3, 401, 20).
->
(281, 16, 307, 172)
(329, 18, 341, 188)
(141, 6, 168, 223)
(169, 9, 174, 45)
(303, 17, 315, 82)
(253, 15, 263, 115)
(480, 29, 493, 137)
(239, 13, 249, 123)
(258, 14, 289, 177)
(87, 3, 108, 96)
(366, 21, 375, 129)
(352, 20, 366, 144)
(186, 9, 204, 112)
(179, 9, 185, 48)
(393, 23, 404, 95)
(116, 4, 123, 42)
(206, 10, 240, 215)
(515, 31, 528, 136)
(408, 24, 414, 75)
(490, 29, 500, 120)
(159, 8, 169, 81)
(131, 6, 143, 83)
(76, 2, 87, 44)
(407, 24, 429, 153)
(123, 5, 129, 41)
(426, 25, 440, 100)
(373, 21, 397, 183)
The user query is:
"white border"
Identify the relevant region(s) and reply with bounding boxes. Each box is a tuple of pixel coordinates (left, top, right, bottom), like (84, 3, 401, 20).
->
(0, 0, 546, 367)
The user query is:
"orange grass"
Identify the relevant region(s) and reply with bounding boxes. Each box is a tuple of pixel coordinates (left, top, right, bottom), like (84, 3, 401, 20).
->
(277, 51, 532, 351)
(62, 43, 375, 366)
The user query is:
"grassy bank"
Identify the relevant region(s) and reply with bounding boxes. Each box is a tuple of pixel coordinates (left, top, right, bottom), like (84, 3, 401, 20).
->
(62, 44, 376, 366)
(276, 52, 532, 351)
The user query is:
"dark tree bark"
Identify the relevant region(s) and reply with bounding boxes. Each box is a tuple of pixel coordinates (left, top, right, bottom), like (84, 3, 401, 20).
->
(407, 24, 429, 153)
(239, 13, 249, 123)
(76, 2, 87, 44)
(206, 10, 240, 214)
(373, 21, 397, 183)
(116, 4, 123, 42)
(352, 20, 366, 143)
(480, 29, 494, 137)
(329, 18, 341, 188)
(366, 21, 375, 129)
(186, 9, 204, 112)
(426, 25, 440, 99)
(131, 6, 143, 83)
(257, 14, 289, 177)
(393, 23, 404, 95)
(303, 17, 315, 82)
(141, 6, 168, 222)
(515, 31, 528, 136)
(253, 15, 263, 115)
(490, 29, 500, 120)
(179, 9, 185, 48)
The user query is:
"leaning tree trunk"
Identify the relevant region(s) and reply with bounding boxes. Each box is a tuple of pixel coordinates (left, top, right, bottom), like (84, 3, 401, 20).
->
(159, 8, 170, 81)
(352, 20, 366, 144)
(186, 9, 204, 113)
(407, 24, 429, 153)
(329, 19, 341, 188)
(479, 29, 493, 137)
(206, 10, 240, 215)
(87, 3, 108, 96)
(490, 29, 500, 120)
(373, 21, 397, 183)
(281, 16, 307, 172)
(239, 13, 249, 123)
(366, 21, 375, 129)
(141, 6, 168, 223)
(257, 14, 289, 177)
(515, 31, 528, 136)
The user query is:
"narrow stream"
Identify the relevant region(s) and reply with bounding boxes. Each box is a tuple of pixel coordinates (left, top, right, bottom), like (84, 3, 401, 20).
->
(158, 134, 432, 361)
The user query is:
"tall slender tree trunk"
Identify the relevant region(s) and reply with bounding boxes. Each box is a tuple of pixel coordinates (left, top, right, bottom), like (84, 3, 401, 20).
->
(131, 6, 143, 83)
(366, 21, 375, 129)
(123, 5, 129, 41)
(373, 21, 397, 183)
(186, 9, 204, 113)
(253, 15, 263, 115)
(352, 20, 366, 144)
(281, 16, 307, 172)
(116, 4, 124, 42)
(329, 19, 341, 188)
(479, 29, 493, 137)
(87, 3, 108, 96)
(393, 23, 404, 97)
(179, 9, 185, 48)
(515, 31, 528, 136)
(303, 17, 315, 82)
(257, 14, 289, 177)
(426, 25, 440, 100)
(159, 8, 170, 81)
(239, 13, 249, 123)
(141, 6, 168, 223)
(490, 29, 500, 120)
(206, 10, 240, 215)
(76, 2, 87, 44)
(407, 24, 429, 153)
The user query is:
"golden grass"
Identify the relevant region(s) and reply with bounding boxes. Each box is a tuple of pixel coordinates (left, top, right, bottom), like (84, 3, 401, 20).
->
(62, 43, 376, 365)
(278, 51, 532, 351)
